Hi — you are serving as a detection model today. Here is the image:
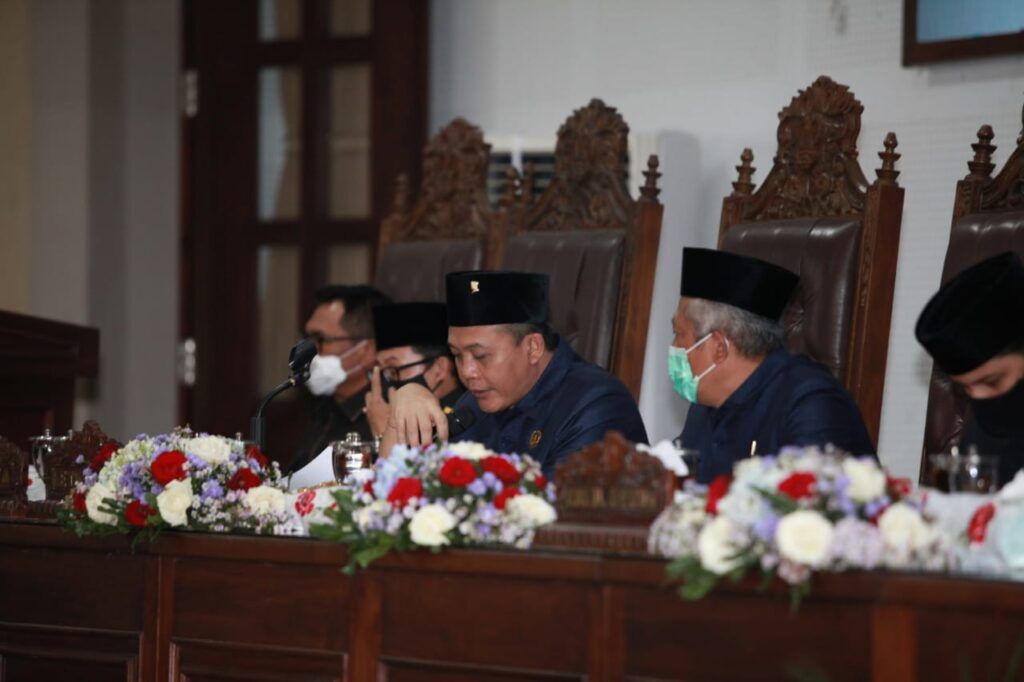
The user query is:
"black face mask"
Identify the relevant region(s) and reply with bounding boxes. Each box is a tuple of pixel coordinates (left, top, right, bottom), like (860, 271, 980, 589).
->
(381, 371, 431, 398)
(970, 378, 1024, 438)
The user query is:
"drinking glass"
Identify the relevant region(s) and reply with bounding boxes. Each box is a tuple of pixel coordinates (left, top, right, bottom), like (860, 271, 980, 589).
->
(927, 453, 999, 493)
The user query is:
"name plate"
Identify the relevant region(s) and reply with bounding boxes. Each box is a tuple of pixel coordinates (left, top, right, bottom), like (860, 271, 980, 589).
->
(553, 431, 673, 526)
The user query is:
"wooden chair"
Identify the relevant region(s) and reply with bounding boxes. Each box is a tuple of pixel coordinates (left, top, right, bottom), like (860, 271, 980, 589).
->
(374, 118, 498, 302)
(495, 99, 664, 400)
(921, 106, 1024, 478)
(718, 76, 906, 447)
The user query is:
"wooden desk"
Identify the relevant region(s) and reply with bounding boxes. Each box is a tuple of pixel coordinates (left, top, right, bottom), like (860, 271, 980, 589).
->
(1, 520, 1022, 681)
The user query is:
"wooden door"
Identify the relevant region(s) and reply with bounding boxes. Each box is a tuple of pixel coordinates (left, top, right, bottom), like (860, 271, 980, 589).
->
(182, 0, 427, 460)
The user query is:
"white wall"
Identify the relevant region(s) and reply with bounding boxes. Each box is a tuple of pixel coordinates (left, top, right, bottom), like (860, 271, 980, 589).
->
(430, 0, 1024, 478)
(9, 0, 181, 439)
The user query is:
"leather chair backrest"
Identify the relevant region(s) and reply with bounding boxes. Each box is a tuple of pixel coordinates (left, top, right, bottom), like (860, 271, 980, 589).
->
(720, 217, 861, 379)
(374, 239, 483, 302)
(922, 209, 1024, 455)
(502, 229, 625, 368)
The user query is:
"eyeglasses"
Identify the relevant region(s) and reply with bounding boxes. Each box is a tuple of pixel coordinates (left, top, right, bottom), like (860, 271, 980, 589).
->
(374, 356, 439, 383)
(305, 333, 367, 350)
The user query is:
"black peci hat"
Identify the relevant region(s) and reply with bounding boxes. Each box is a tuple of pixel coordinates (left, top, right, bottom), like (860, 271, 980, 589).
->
(445, 271, 549, 327)
(915, 251, 1024, 375)
(681, 247, 799, 321)
(373, 302, 449, 351)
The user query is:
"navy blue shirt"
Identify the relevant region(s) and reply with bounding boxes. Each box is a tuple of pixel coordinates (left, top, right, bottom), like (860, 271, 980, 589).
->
(679, 350, 874, 483)
(454, 339, 648, 476)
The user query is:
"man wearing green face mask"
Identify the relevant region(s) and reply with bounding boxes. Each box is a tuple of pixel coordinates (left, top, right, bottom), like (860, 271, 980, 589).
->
(674, 248, 874, 483)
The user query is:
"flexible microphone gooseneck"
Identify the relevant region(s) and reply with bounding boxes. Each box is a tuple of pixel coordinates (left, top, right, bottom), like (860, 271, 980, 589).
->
(249, 338, 317, 449)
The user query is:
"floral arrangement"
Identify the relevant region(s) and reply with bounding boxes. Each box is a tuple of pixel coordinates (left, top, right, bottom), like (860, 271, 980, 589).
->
(648, 446, 956, 607)
(60, 428, 299, 538)
(310, 441, 557, 571)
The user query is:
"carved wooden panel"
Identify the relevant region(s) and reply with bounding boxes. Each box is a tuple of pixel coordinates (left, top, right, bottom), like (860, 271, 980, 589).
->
(0, 625, 140, 682)
(522, 99, 634, 232)
(739, 75, 870, 221)
(381, 118, 494, 244)
(551, 431, 673, 526)
(169, 639, 345, 682)
(45, 420, 116, 502)
(379, 571, 590, 677)
(0, 436, 28, 505)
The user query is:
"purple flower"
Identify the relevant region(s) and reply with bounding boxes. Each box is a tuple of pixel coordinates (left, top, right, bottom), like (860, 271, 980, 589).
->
(201, 480, 224, 501)
(75, 454, 85, 464)
(467, 479, 487, 496)
(481, 472, 497, 487)
(753, 512, 779, 542)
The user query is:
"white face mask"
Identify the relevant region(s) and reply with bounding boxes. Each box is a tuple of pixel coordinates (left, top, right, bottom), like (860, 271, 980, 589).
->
(305, 342, 366, 396)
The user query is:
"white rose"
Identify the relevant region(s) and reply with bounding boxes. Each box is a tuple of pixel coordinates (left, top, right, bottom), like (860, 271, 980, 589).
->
(506, 494, 557, 527)
(775, 510, 834, 567)
(446, 441, 491, 461)
(245, 485, 286, 515)
(156, 478, 194, 527)
(843, 458, 887, 503)
(697, 516, 745, 575)
(878, 502, 932, 551)
(409, 504, 457, 546)
(186, 435, 232, 464)
(85, 482, 118, 525)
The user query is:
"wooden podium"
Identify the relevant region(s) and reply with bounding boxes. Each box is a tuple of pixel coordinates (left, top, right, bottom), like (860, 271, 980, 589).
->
(0, 310, 99, 452)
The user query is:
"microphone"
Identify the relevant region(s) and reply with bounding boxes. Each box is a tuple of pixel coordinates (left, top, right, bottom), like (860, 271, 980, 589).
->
(447, 406, 476, 439)
(250, 338, 318, 449)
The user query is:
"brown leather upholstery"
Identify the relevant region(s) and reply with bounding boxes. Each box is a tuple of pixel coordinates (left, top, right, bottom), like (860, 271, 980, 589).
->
(718, 77, 906, 446)
(502, 230, 625, 367)
(922, 210, 1024, 457)
(495, 100, 664, 400)
(720, 217, 861, 379)
(375, 118, 496, 303)
(375, 239, 483, 302)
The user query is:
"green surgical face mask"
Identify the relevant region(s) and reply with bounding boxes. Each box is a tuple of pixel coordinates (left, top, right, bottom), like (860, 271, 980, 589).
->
(668, 333, 716, 403)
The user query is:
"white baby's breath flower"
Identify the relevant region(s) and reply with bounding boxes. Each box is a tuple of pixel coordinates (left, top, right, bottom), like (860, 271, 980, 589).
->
(409, 504, 457, 546)
(186, 435, 232, 464)
(506, 494, 557, 527)
(446, 441, 492, 461)
(775, 510, 834, 567)
(353, 500, 390, 531)
(843, 458, 887, 503)
(878, 502, 932, 551)
(157, 478, 194, 527)
(245, 485, 286, 515)
(697, 516, 745, 575)
(85, 482, 118, 525)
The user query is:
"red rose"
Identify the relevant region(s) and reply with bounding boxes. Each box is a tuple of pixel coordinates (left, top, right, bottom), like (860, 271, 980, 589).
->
(150, 450, 188, 485)
(887, 475, 912, 499)
(968, 502, 996, 544)
(533, 474, 548, 489)
(294, 489, 316, 517)
(73, 491, 87, 513)
(227, 467, 260, 491)
(387, 477, 423, 507)
(705, 474, 732, 515)
(362, 479, 375, 496)
(481, 456, 521, 485)
(125, 499, 157, 527)
(246, 444, 268, 468)
(439, 457, 478, 487)
(494, 486, 521, 510)
(90, 441, 118, 471)
(778, 472, 817, 501)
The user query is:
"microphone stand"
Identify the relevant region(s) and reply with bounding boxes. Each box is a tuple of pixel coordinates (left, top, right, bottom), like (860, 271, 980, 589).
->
(249, 377, 298, 450)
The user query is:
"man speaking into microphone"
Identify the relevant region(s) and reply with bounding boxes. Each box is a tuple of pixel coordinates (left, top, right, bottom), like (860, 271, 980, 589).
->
(381, 271, 648, 476)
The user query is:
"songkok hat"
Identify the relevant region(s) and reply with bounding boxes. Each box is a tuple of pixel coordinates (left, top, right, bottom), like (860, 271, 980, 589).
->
(445, 271, 549, 327)
(681, 247, 799, 321)
(915, 251, 1024, 374)
(373, 302, 449, 351)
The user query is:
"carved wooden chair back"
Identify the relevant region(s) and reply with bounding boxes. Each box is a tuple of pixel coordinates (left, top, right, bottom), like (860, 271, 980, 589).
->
(495, 99, 663, 400)
(718, 76, 905, 447)
(920, 108, 1024, 480)
(375, 118, 498, 302)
